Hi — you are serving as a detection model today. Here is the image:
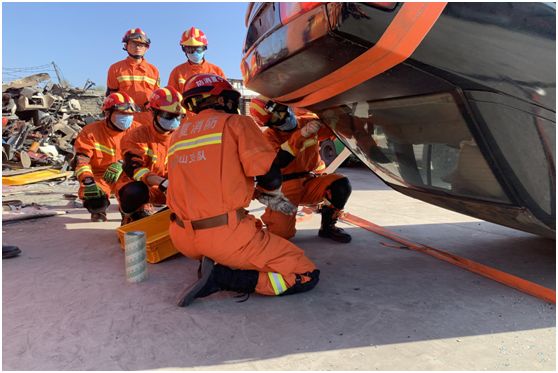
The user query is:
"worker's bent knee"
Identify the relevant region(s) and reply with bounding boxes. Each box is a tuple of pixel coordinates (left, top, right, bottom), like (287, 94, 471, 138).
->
(280, 269, 320, 296)
(326, 177, 352, 209)
(119, 181, 150, 214)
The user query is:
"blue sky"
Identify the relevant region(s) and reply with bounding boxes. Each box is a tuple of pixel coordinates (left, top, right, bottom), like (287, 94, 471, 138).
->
(2, 2, 249, 89)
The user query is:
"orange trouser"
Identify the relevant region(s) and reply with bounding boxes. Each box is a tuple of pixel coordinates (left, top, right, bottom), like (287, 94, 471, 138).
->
(169, 212, 316, 296)
(262, 173, 345, 239)
(77, 174, 115, 200)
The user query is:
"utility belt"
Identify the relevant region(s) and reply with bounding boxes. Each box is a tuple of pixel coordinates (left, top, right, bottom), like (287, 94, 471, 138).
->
(170, 208, 247, 230)
(282, 171, 312, 181)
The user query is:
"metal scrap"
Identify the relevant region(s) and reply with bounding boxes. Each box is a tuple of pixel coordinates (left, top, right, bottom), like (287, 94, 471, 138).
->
(2, 72, 104, 173)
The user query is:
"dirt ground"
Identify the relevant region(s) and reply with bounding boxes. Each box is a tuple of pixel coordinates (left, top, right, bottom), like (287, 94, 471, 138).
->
(2, 166, 555, 370)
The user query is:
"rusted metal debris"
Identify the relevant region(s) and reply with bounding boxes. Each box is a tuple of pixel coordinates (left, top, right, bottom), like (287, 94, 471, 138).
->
(2, 73, 104, 172)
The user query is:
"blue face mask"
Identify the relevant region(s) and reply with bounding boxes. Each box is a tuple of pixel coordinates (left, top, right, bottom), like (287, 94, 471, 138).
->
(157, 116, 180, 131)
(187, 51, 205, 64)
(112, 113, 133, 131)
(274, 108, 297, 131)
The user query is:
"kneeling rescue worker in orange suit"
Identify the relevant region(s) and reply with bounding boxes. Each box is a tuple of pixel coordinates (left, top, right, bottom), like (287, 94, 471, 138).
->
(116, 86, 186, 225)
(249, 96, 353, 243)
(107, 28, 160, 127)
(73, 93, 140, 222)
(166, 73, 319, 307)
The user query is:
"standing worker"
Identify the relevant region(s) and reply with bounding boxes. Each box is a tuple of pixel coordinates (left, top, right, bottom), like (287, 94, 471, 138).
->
(107, 28, 160, 126)
(249, 96, 353, 243)
(116, 86, 186, 225)
(167, 27, 226, 95)
(166, 73, 319, 307)
(73, 93, 140, 222)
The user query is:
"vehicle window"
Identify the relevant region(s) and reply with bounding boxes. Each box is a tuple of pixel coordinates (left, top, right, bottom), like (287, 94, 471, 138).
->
(320, 93, 511, 203)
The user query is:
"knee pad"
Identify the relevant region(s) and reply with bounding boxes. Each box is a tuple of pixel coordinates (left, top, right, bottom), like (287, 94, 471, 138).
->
(325, 177, 352, 209)
(83, 197, 110, 214)
(118, 181, 149, 214)
(280, 269, 320, 296)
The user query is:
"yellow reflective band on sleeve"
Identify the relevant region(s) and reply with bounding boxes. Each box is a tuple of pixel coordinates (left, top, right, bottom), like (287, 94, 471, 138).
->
(315, 162, 326, 172)
(268, 272, 287, 295)
(133, 167, 150, 181)
(94, 143, 116, 156)
(75, 165, 92, 177)
(280, 141, 296, 156)
(301, 138, 318, 151)
(116, 75, 158, 86)
(142, 147, 158, 163)
(168, 133, 222, 157)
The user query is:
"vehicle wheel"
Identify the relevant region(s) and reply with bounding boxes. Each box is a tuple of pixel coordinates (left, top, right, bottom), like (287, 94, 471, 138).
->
(320, 139, 337, 166)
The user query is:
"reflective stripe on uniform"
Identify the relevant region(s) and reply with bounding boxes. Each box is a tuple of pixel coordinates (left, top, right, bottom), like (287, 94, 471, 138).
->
(133, 167, 150, 181)
(268, 272, 287, 295)
(75, 165, 92, 177)
(168, 132, 222, 156)
(94, 143, 116, 156)
(143, 146, 158, 163)
(116, 75, 158, 86)
(280, 141, 296, 156)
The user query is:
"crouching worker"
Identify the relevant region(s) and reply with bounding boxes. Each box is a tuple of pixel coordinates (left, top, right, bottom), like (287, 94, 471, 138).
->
(249, 96, 352, 243)
(166, 74, 320, 307)
(73, 93, 140, 221)
(116, 86, 186, 225)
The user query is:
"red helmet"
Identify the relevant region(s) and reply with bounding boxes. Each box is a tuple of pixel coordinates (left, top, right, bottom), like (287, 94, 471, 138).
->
(182, 74, 240, 113)
(248, 95, 292, 126)
(180, 27, 208, 47)
(122, 28, 151, 45)
(248, 95, 272, 126)
(102, 92, 140, 113)
(147, 87, 186, 115)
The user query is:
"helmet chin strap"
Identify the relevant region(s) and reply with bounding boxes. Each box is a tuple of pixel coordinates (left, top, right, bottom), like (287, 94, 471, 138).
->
(106, 111, 123, 132)
(153, 114, 169, 133)
(128, 53, 143, 60)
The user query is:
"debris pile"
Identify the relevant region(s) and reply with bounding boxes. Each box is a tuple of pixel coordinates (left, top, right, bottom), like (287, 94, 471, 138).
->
(2, 73, 104, 171)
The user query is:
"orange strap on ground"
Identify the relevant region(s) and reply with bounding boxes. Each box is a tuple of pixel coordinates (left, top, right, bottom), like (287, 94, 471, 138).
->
(339, 212, 556, 304)
(275, 2, 447, 108)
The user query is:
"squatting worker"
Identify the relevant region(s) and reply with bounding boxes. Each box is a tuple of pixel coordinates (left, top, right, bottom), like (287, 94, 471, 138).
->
(249, 96, 352, 243)
(167, 27, 226, 95)
(166, 73, 320, 307)
(107, 28, 160, 127)
(115, 87, 186, 225)
(73, 93, 141, 222)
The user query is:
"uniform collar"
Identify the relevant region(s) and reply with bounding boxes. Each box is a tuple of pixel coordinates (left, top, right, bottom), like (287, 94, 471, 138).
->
(126, 56, 147, 67)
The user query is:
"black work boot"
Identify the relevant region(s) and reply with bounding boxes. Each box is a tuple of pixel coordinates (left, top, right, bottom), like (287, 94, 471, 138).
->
(91, 212, 107, 222)
(318, 206, 352, 243)
(177, 257, 259, 307)
(2, 245, 21, 259)
(120, 209, 152, 226)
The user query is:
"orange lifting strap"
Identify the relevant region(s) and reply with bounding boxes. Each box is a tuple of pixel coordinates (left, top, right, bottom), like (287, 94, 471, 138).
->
(275, 2, 448, 108)
(339, 212, 556, 304)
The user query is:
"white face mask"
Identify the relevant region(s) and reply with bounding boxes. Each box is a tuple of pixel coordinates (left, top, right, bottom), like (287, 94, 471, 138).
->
(187, 51, 205, 64)
(273, 108, 297, 131)
(157, 115, 180, 131)
(112, 113, 133, 130)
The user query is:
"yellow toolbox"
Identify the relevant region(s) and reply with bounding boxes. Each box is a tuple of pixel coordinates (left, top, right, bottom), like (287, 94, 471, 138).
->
(116, 209, 180, 263)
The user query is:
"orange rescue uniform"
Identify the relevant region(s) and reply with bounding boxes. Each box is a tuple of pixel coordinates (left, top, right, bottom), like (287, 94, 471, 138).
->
(167, 109, 316, 296)
(116, 123, 171, 205)
(74, 119, 140, 199)
(261, 115, 345, 239)
(107, 57, 160, 126)
(167, 61, 226, 95)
